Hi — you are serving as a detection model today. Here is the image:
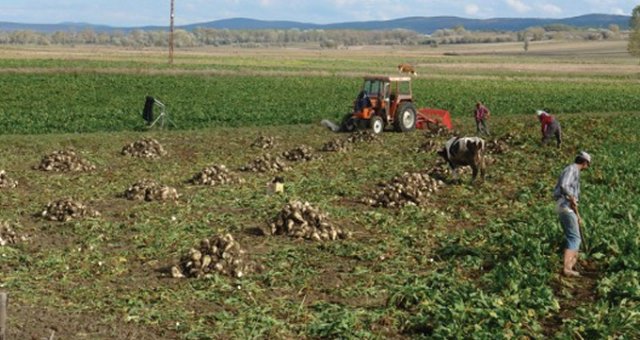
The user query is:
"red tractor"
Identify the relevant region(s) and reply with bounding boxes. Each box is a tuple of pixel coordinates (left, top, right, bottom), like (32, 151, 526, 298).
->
(340, 76, 452, 133)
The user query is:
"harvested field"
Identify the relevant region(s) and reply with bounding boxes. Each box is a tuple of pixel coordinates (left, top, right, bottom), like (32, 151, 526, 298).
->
(0, 43, 638, 339)
(1, 111, 637, 338)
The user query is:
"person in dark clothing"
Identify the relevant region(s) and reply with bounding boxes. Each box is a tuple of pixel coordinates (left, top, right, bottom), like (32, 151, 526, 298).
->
(354, 90, 371, 112)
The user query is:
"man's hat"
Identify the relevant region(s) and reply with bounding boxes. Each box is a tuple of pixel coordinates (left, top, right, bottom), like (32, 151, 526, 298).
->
(578, 151, 592, 164)
(536, 110, 546, 116)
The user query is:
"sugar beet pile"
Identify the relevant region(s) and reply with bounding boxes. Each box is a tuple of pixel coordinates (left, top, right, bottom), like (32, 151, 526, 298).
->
(0, 170, 18, 189)
(35, 150, 96, 172)
(251, 135, 277, 149)
(423, 124, 458, 138)
(189, 164, 245, 186)
(121, 138, 167, 159)
(363, 171, 444, 208)
(240, 154, 290, 173)
(124, 179, 179, 201)
(486, 132, 525, 154)
(0, 221, 28, 246)
(416, 139, 441, 153)
(171, 233, 255, 279)
(266, 201, 352, 241)
(321, 131, 380, 152)
(41, 198, 101, 222)
(282, 145, 320, 162)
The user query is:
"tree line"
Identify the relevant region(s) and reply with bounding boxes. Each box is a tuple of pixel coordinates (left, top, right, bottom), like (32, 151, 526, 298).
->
(0, 24, 627, 48)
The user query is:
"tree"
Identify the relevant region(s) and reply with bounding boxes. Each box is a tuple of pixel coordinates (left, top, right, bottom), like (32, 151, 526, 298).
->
(79, 28, 97, 44)
(608, 24, 620, 34)
(526, 26, 545, 41)
(628, 5, 640, 61)
(630, 5, 640, 29)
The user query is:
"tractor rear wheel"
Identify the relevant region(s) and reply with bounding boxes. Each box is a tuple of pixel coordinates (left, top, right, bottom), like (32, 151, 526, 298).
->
(370, 115, 384, 134)
(394, 102, 417, 132)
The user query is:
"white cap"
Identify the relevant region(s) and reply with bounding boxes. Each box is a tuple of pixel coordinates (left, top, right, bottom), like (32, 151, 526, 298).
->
(536, 110, 546, 116)
(578, 151, 592, 163)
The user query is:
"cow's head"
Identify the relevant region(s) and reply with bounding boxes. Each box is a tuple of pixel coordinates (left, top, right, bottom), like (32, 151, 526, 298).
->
(466, 140, 479, 153)
(465, 139, 485, 155)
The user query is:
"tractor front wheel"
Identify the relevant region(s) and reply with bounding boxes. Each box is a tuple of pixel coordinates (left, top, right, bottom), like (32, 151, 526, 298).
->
(394, 102, 417, 132)
(370, 115, 384, 134)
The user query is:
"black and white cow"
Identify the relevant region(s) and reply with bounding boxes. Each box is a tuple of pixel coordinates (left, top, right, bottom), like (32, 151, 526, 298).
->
(437, 136, 486, 182)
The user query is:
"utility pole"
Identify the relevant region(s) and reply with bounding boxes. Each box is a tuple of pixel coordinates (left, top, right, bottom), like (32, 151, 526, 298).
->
(169, 0, 175, 64)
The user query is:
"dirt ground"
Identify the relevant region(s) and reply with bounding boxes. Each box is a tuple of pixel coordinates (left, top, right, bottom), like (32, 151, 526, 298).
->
(0, 40, 634, 78)
(0, 39, 628, 57)
(7, 304, 177, 340)
(424, 61, 640, 75)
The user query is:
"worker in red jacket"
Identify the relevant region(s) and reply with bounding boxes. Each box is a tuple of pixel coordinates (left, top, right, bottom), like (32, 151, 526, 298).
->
(537, 110, 562, 148)
(474, 101, 490, 136)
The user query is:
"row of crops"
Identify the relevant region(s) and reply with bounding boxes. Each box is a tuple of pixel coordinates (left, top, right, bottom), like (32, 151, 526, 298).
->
(0, 71, 639, 134)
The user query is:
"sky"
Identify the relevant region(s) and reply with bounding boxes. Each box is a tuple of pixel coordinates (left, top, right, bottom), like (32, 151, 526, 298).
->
(0, 1, 635, 27)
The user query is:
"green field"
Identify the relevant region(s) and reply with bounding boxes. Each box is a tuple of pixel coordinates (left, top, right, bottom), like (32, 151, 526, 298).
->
(0, 43, 639, 339)
(2, 72, 639, 134)
(1, 42, 639, 134)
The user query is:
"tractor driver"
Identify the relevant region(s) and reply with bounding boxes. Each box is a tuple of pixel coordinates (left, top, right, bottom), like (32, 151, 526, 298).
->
(355, 90, 371, 112)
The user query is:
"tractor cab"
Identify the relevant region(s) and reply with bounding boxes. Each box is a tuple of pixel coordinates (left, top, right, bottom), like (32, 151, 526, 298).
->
(343, 76, 417, 134)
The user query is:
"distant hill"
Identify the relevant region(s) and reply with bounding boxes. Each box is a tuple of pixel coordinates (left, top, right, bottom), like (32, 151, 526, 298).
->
(0, 14, 630, 34)
(182, 18, 320, 31)
(0, 21, 117, 33)
(186, 14, 630, 33)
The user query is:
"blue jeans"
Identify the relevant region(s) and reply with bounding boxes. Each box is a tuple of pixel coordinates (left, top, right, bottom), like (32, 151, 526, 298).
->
(559, 210, 581, 250)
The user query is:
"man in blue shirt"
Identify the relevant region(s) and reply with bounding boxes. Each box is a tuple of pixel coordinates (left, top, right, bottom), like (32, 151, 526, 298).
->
(553, 151, 591, 277)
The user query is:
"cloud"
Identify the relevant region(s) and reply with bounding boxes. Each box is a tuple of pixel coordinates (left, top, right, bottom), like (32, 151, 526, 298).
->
(538, 3, 562, 16)
(583, 0, 631, 15)
(322, 0, 412, 22)
(611, 7, 625, 15)
(585, 0, 615, 5)
(331, 0, 360, 7)
(505, 0, 531, 14)
(465, 4, 480, 16)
